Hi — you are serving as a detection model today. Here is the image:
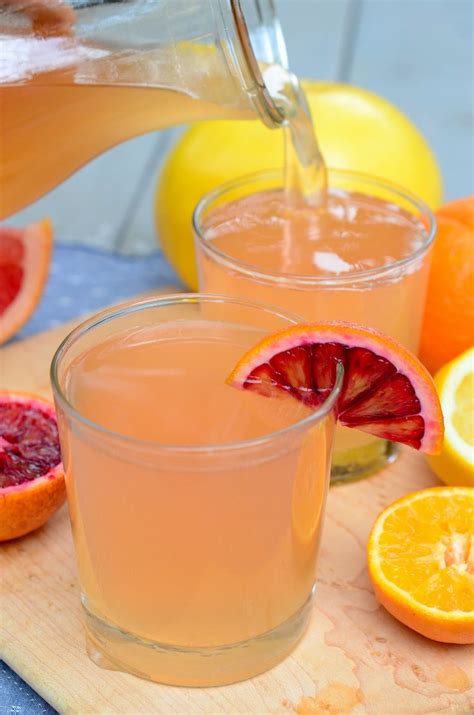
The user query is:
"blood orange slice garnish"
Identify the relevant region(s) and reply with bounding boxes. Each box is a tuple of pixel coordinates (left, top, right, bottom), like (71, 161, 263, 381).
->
(0, 219, 53, 345)
(0, 391, 65, 541)
(227, 322, 444, 454)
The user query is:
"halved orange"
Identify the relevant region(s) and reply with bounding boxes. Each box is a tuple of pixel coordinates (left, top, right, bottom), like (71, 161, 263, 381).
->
(0, 219, 53, 345)
(0, 391, 65, 541)
(227, 322, 444, 454)
(368, 487, 474, 644)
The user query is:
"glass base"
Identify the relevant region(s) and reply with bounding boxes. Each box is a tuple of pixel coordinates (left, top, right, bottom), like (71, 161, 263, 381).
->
(330, 439, 398, 484)
(82, 591, 314, 687)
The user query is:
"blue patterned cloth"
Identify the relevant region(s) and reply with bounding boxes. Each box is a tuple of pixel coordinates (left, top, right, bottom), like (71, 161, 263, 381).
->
(0, 663, 54, 715)
(15, 243, 182, 341)
(2, 244, 182, 713)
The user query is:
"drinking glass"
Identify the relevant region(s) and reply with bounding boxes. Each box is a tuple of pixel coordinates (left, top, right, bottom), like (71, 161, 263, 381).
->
(51, 293, 341, 686)
(194, 170, 436, 482)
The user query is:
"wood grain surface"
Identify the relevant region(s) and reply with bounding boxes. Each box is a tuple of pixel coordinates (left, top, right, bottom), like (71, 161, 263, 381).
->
(1, 318, 473, 714)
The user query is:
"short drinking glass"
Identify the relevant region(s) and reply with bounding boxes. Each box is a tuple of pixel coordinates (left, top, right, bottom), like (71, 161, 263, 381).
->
(51, 293, 341, 686)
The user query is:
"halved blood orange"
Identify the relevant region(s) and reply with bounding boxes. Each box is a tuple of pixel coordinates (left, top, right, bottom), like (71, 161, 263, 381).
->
(0, 219, 53, 345)
(0, 391, 65, 541)
(227, 322, 443, 454)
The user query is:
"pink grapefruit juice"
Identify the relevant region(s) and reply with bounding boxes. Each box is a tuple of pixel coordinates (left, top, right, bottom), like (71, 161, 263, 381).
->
(0, 64, 251, 219)
(196, 181, 433, 476)
(58, 311, 334, 685)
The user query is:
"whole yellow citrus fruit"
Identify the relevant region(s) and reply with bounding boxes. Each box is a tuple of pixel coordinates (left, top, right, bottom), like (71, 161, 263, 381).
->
(155, 81, 443, 289)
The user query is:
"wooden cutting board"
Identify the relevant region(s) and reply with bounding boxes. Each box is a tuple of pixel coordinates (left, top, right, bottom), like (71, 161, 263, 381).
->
(1, 307, 473, 714)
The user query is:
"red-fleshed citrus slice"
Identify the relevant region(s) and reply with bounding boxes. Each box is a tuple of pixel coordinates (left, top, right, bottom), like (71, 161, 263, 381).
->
(0, 391, 65, 541)
(0, 219, 53, 345)
(227, 322, 444, 454)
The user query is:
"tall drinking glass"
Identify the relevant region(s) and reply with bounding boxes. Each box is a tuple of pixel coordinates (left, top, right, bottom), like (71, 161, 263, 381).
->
(51, 294, 341, 686)
(194, 170, 436, 482)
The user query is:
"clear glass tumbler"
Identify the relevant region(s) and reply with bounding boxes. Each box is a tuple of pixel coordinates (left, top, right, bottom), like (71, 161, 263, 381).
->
(51, 293, 340, 686)
(194, 170, 436, 483)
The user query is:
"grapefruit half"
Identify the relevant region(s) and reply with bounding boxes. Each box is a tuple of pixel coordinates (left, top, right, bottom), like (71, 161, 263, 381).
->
(0, 219, 53, 344)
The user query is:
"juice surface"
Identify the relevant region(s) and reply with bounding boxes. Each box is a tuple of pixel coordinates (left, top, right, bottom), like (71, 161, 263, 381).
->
(202, 188, 426, 277)
(64, 319, 331, 651)
(67, 319, 312, 444)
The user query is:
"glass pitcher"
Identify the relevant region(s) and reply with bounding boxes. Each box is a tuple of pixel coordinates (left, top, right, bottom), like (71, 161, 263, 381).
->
(0, 0, 292, 218)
